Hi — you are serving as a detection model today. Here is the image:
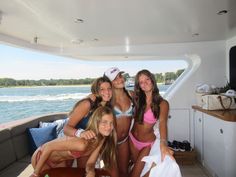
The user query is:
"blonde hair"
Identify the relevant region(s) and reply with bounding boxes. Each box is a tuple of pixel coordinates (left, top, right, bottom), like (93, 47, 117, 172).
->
(86, 106, 117, 169)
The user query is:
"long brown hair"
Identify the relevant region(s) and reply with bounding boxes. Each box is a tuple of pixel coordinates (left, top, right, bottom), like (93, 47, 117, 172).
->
(86, 106, 117, 168)
(111, 75, 133, 107)
(69, 76, 112, 115)
(133, 69, 163, 123)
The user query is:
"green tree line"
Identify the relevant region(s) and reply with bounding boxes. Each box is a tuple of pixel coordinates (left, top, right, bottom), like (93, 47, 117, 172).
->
(0, 69, 184, 87)
(0, 78, 96, 87)
(125, 69, 184, 84)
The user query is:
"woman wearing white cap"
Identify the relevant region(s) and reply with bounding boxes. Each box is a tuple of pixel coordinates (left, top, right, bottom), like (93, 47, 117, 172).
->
(104, 67, 134, 177)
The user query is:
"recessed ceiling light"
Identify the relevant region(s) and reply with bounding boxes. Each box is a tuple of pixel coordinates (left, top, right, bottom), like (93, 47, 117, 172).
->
(217, 10, 228, 15)
(93, 38, 99, 41)
(192, 33, 199, 37)
(71, 39, 83, 44)
(33, 36, 38, 44)
(74, 18, 84, 23)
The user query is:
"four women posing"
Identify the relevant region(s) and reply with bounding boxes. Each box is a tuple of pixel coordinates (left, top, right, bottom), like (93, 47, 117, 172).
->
(31, 68, 174, 177)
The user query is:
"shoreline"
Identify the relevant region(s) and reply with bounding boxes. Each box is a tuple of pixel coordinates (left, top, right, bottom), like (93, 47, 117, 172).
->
(0, 84, 91, 88)
(0, 82, 167, 89)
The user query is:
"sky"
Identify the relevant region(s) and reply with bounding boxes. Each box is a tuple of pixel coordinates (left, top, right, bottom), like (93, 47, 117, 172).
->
(0, 44, 187, 80)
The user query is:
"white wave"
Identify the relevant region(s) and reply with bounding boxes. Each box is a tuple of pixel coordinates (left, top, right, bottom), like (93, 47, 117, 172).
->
(0, 93, 90, 102)
(0, 91, 166, 102)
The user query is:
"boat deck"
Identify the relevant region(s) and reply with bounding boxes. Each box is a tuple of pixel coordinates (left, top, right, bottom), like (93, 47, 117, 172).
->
(14, 162, 211, 177)
(180, 163, 211, 177)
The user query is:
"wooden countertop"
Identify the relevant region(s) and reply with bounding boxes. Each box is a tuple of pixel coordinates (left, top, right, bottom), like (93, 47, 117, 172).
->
(192, 105, 236, 122)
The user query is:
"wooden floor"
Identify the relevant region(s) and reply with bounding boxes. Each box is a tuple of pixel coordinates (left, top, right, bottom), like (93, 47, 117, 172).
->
(21, 159, 212, 177)
(180, 163, 211, 177)
(22, 164, 212, 177)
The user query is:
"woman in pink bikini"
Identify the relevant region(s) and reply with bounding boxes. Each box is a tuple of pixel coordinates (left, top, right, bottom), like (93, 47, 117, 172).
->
(129, 69, 173, 177)
(30, 106, 117, 177)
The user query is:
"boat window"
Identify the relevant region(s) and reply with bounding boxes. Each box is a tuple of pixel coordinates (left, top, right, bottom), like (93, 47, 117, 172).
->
(119, 60, 188, 96)
(0, 44, 188, 123)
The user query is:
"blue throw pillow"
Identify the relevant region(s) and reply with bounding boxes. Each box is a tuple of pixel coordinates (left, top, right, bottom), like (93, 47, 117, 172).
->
(39, 118, 68, 137)
(27, 125, 57, 155)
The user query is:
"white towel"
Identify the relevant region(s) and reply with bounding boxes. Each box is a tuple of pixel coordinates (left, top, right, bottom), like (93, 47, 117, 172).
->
(196, 84, 211, 93)
(141, 138, 182, 177)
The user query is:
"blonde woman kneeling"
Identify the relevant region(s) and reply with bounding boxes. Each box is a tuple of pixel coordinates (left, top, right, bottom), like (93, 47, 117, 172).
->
(30, 106, 117, 177)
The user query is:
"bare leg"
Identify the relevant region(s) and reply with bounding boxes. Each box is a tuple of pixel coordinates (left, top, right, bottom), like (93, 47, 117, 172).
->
(31, 148, 39, 169)
(143, 163, 156, 177)
(76, 156, 89, 168)
(107, 163, 119, 177)
(117, 140, 130, 177)
(131, 147, 151, 177)
(31, 148, 50, 172)
(129, 138, 139, 162)
(129, 139, 151, 177)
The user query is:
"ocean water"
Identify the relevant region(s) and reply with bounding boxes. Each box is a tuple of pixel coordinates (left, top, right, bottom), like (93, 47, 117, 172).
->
(0, 84, 169, 124)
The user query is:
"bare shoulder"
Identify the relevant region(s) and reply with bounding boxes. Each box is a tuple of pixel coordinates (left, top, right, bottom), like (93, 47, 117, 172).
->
(159, 99, 169, 121)
(74, 99, 91, 111)
(160, 99, 169, 110)
(67, 99, 92, 125)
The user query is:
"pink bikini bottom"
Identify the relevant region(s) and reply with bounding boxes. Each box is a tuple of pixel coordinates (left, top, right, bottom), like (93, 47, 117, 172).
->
(129, 132, 154, 150)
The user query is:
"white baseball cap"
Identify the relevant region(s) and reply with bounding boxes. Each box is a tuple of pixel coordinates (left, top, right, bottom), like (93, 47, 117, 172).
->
(104, 67, 124, 81)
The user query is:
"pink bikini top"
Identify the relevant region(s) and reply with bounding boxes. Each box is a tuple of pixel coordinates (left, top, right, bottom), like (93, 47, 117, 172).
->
(143, 109, 157, 124)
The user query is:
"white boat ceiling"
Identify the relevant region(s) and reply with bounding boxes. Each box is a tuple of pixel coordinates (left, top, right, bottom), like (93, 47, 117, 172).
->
(0, 0, 235, 60)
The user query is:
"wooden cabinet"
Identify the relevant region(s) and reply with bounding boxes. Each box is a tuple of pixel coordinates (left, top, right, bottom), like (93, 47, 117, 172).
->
(193, 107, 236, 177)
(168, 109, 190, 142)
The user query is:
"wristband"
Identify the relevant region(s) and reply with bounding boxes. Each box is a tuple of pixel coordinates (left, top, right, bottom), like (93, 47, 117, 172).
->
(74, 129, 85, 137)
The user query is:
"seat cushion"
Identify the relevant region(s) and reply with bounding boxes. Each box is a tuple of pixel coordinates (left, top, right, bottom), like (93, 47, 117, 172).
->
(27, 125, 57, 155)
(39, 118, 68, 137)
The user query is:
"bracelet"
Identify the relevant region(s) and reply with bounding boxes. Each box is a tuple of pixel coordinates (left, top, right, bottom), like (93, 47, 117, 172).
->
(74, 129, 85, 137)
(160, 139, 167, 145)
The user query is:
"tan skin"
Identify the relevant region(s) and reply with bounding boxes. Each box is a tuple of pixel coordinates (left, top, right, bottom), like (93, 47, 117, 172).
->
(63, 82, 112, 168)
(86, 73, 132, 177)
(111, 73, 133, 177)
(31, 113, 114, 177)
(64, 82, 112, 137)
(129, 73, 174, 177)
